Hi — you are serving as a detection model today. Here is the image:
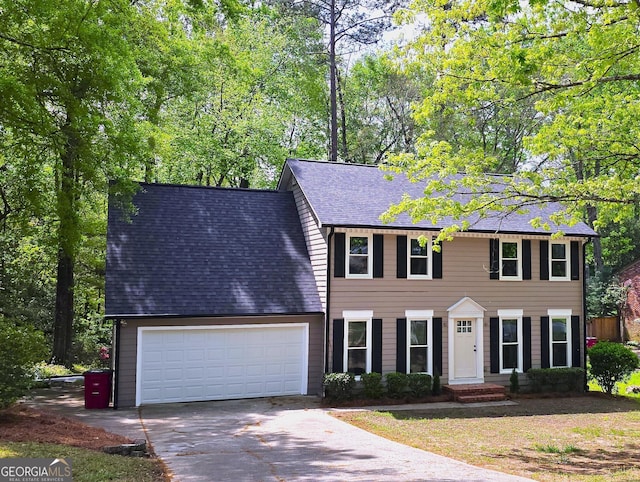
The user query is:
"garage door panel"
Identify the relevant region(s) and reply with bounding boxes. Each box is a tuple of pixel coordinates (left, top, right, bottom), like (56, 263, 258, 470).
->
(138, 325, 307, 405)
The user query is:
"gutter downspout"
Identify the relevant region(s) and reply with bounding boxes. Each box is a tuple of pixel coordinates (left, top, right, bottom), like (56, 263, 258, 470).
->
(113, 319, 121, 409)
(326, 226, 335, 376)
(583, 238, 591, 392)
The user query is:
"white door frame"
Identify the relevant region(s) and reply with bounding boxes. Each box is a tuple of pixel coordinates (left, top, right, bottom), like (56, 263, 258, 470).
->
(447, 297, 486, 385)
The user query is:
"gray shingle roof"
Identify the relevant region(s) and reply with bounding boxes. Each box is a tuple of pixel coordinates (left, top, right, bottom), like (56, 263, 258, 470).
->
(105, 183, 322, 318)
(282, 158, 597, 237)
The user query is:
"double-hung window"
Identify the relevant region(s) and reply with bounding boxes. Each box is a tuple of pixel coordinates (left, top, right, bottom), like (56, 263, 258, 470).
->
(548, 309, 572, 367)
(498, 309, 523, 373)
(408, 237, 431, 279)
(500, 240, 521, 280)
(347, 234, 372, 278)
(550, 242, 570, 281)
(405, 310, 433, 374)
(343, 311, 372, 376)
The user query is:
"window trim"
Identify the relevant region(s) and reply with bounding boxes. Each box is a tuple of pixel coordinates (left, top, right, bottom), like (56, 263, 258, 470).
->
(498, 309, 523, 374)
(343, 310, 373, 378)
(499, 239, 522, 281)
(549, 241, 570, 281)
(548, 309, 572, 368)
(405, 310, 433, 374)
(346, 233, 373, 279)
(407, 237, 432, 279)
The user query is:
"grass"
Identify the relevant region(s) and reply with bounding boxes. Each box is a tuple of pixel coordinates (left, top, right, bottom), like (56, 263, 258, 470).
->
(588, 371, 640, 398)
(332, 394, 640, 481)
(0, 442, 166, 482)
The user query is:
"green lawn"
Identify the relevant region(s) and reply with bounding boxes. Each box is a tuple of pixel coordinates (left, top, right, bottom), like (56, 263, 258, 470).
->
(0, 442, 166, 482)
(333, 394, 640, 481)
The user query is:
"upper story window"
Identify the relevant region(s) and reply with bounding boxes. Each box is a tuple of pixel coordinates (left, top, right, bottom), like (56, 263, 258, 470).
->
(405, 310, 433, 374)
(498, 309, 523, 373)
(408, 237, 431, 279)
(343, 311, 373, 377)
(550, 242, 569, 281)
(500, 240, 521, 280)
(347, 234, 372, 278)
(548, 309, 572, 368)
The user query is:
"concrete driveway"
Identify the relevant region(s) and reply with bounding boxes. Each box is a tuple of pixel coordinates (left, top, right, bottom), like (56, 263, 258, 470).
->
(140, 396, 533, 482)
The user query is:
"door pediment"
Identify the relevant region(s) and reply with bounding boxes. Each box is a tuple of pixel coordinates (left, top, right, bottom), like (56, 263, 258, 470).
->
(447, 297, 486, 319)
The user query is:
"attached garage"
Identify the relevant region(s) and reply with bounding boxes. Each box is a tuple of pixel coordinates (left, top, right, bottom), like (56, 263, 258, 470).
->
(136, 324, 309, 405)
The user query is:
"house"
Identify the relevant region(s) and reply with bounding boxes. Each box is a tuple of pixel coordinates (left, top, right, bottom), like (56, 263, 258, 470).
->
(106, 158, 597, 407)
(619, 259, 640, 341)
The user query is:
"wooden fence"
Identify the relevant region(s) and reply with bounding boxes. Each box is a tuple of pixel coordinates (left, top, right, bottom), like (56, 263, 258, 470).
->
(587, 316, 620, 341)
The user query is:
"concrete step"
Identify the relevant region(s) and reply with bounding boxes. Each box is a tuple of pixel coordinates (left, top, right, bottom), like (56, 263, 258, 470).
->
(456, 393, 508, 404)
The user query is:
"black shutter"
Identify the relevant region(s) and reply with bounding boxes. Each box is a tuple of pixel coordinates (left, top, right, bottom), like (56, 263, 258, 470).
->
(490, 239, 500, 279)
(522, 240, 531, 280)
(523, 317, 532, 372)
(433, 317, 443, 376)
(571, 241, 580, 281)
(540, 240, 549, 280)
(571, 315, 581, 367)
(490, 317, 500, 373)
(433, 243, 443, 279)
(332, 319, 344, 372)
(373, 235, 384, 278)
(397, 235, 407, 278)
(541, 316, 550, 368)
(372, 319, 383, 373)
(334, 233, 345, 278)
(396, 318, 407, 373)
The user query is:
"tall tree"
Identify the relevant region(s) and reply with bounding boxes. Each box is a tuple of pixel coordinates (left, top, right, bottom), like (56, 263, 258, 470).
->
(384, 0, 640, 263)
(0, 0, 148, 364)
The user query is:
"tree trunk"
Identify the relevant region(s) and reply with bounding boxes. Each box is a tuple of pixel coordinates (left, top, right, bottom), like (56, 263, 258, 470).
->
(336, 66, 348, 161)
(52, 113, 79, 366)
(586, 205, 603, 274)
(53, 247, 74, 365)
(329, 0, 338, 162)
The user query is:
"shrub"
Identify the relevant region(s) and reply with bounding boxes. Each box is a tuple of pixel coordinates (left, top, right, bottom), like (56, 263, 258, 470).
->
(361, 372, 384, 399)
(0, 317, 48, 408)
(407, 373, 432, 398)
(432, 370, 441, 395)
(510, 368, 520, 394)
(323, 372, 355, 401)
(526, 368, 585, 393)
(588, 341, 639, 394)
(385, 372, 408, 398)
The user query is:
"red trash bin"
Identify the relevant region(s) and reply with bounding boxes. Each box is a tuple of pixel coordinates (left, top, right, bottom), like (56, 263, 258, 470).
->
(84, 370, 112, 409)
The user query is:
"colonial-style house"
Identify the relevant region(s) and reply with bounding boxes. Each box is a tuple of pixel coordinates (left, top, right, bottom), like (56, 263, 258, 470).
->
(106, 158, 596, 407)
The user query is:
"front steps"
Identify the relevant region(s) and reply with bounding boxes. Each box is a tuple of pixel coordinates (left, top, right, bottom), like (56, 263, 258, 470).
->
(443, 383, 507, 403)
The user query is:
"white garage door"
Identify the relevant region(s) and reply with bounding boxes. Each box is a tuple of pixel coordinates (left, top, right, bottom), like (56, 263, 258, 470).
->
(136, 324, 308, 405)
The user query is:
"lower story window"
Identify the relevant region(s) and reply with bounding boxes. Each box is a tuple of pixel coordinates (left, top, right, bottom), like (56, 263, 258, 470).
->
(406, 310, 433, 374)
(343, 311, 372, 376)
(499, 309, 523, 373)
(549, 309, 572, 368)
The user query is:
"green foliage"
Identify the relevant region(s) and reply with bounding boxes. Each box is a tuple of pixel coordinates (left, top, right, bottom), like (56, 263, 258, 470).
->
(588, 342, 639, 395)
(323, 372, 355, 401)
(509, 368, 520, 394)
(0, 317, 48, 408)
(385, 0, 640, 252)
(526, 368, 585, 393)
(361, 372, 384, 399)
(385, 372, 408, 398)
(407, 373, 432, 398)
(587, 273, 628, 319)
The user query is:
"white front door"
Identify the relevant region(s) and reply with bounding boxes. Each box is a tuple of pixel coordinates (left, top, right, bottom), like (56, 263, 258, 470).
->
(454, 319, 477, 379)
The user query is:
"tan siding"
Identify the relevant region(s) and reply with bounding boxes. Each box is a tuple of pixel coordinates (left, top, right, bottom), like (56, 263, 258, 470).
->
(288, 178, 328, 310)
(329, 234, 585, 384)
(116, 314, 324, 407)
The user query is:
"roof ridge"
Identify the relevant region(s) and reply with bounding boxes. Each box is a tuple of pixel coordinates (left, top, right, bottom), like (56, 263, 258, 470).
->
(138, 181, 282, 194)
(286, 157, 381, 169)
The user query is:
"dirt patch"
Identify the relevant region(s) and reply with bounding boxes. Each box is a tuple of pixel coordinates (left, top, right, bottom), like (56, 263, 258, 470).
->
(0, 404, 132, 451)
